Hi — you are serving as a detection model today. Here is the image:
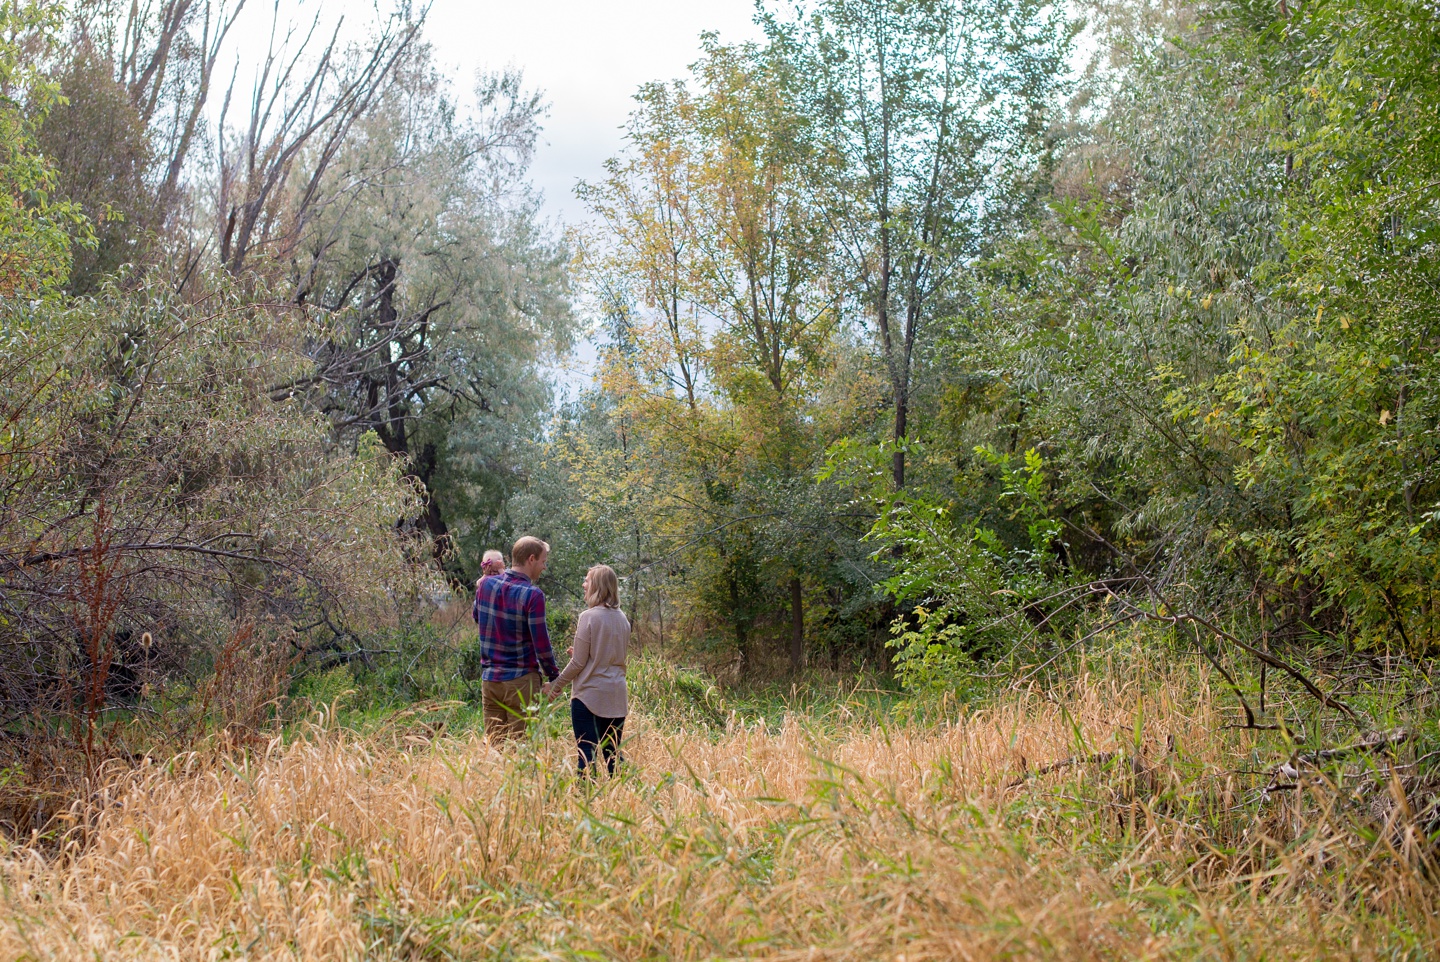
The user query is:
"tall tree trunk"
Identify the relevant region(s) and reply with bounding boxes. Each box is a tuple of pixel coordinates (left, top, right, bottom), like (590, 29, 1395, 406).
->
(730, 576, 748, 677)
(412, 440, 453, 570)
(789, 576, 804, 675)
(891, 391, 908, 489)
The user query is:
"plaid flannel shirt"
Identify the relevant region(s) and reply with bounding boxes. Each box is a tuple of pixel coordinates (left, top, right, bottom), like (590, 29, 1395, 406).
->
(472, 570, 558, 682)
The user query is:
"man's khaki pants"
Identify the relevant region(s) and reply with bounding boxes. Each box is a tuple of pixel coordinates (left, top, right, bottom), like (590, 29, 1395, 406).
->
(481, 672, 542, 742)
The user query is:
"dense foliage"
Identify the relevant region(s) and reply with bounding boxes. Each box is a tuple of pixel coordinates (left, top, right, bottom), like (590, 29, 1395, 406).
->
(4, 0, 1440, 765)
(908, 0, 1440, 667)
(522, 0, 1440, 704)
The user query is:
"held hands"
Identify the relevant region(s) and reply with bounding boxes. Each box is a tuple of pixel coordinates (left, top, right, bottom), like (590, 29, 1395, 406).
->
(541, 682, 561, 700)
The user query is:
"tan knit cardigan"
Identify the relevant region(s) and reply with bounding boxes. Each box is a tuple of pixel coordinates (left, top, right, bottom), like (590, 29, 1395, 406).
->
(553, 605, 629, 718)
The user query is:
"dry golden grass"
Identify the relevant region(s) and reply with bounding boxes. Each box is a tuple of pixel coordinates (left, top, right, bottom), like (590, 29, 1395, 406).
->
(1, 670, 1435, 961)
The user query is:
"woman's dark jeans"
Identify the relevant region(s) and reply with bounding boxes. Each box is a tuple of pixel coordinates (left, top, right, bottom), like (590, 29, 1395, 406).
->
(570, 698, 624, 776)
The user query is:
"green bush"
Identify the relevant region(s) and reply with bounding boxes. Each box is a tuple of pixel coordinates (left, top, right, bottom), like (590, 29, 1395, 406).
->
(627, 654, 729, 732)
(294, 665, 357, 714)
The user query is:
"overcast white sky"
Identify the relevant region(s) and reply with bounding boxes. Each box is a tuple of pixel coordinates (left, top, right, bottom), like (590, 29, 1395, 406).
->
(424, 0, 765, 226)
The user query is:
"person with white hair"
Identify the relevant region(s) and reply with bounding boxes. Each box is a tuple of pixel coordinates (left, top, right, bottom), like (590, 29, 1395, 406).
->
(478, 549, 505, 579)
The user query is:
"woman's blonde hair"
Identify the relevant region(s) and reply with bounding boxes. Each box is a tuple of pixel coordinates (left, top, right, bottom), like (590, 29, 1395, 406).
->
(584, 564, 620, 609)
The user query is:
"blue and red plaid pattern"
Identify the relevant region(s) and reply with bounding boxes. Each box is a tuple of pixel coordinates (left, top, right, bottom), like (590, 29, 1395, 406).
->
(472, 570, 558, 682)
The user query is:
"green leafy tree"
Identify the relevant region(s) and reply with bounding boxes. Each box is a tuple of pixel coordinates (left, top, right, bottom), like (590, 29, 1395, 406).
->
(263, 53, 573, 579)
(1205, 0, 1440, 651)
(0, 0, 89, 298)
(772, 0, 1074, 488)
(894, 0, 1440, 691)
(574, 38, 879, 674)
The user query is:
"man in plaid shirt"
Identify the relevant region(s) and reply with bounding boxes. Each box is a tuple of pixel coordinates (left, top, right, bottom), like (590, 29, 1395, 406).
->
(472, 536, 559, 741)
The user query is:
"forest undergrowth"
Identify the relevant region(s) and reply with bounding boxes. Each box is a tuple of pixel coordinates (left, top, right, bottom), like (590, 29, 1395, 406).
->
(1, 653, 1436, 961)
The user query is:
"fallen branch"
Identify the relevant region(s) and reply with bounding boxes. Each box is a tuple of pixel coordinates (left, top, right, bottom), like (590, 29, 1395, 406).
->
(1007, 751, 1118, 788)
(1296, 727, 1409, 767)
(1060, 534, 1361, 724)
(1263, 728, 1411, 797)
(1107, 595, 1360, 723)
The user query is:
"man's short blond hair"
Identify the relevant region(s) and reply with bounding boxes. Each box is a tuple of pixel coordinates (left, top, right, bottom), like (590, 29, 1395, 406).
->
(512, 536, 550, 567)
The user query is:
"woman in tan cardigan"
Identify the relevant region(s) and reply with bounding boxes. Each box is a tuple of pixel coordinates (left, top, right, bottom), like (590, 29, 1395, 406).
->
(543, 564, 629, 775)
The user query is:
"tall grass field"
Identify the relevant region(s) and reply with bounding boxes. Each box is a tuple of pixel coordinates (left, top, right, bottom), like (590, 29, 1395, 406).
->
(1, 658, 1436, 960)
